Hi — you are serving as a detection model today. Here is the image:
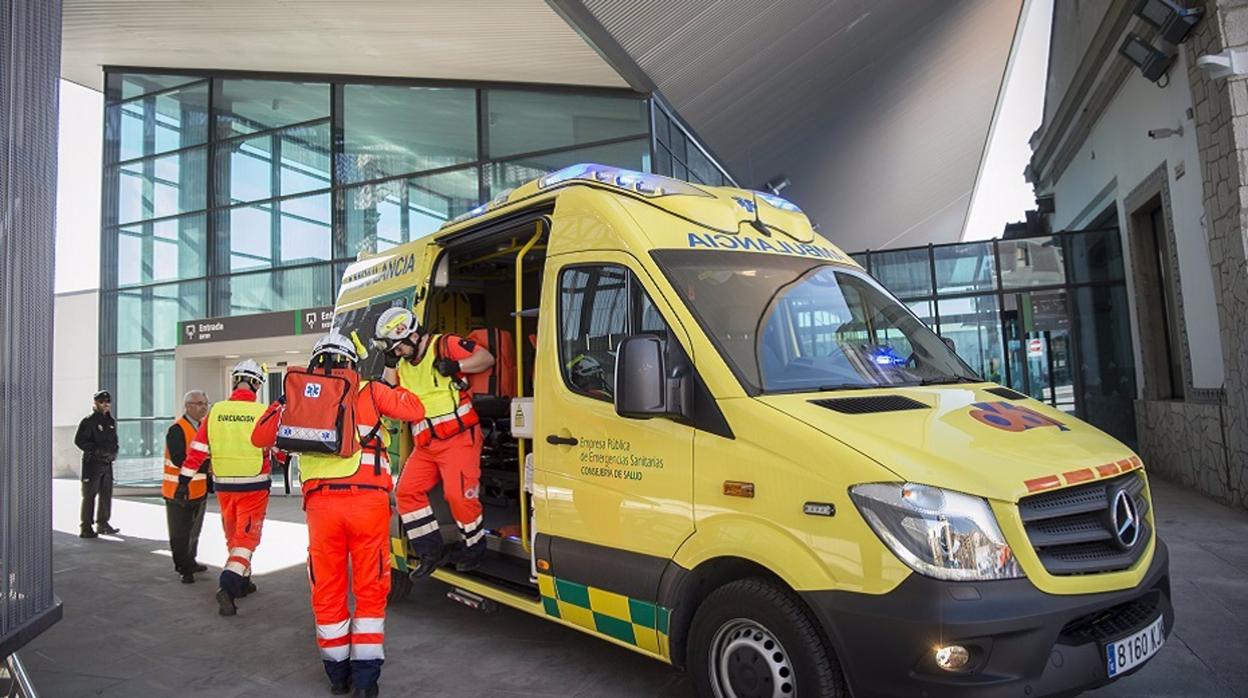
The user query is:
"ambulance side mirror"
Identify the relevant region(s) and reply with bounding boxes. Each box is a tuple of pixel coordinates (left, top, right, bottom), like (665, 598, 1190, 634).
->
(615, 335, 689, 420)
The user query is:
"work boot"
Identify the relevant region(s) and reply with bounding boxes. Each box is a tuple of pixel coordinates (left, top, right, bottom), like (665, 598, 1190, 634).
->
(352, 686, 379, 698)
(408, 549, 445, 580)
(453, 543, 487, 573)
(192, 562, 208, 573)
(329, 679, 351, 695)
(216, 589, 237, 617)
(181, 572, 195, 584)
(238, 579, 258, 597)
(96, 523, 121, 535)
(79, 528, 98, 539)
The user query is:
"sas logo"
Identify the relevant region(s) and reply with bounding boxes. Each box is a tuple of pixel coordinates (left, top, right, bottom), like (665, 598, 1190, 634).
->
(732, 196, 756, 213)
(970, 401, 1069, 432)
(304, 383, 323, 398)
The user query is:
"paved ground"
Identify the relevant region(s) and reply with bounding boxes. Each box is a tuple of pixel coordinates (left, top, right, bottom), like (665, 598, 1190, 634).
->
(16, 476, 1248, 697)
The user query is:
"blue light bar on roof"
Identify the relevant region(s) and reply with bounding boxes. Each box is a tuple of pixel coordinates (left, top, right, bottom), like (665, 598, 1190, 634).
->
(538, 163, 711, 198)
(754, 190, 803, 213)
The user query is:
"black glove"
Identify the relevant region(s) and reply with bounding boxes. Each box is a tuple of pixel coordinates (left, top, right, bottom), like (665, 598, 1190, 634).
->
(434, 357, 460, 377)
(173, 482, 189, 505)
(383, 350, 401, 369)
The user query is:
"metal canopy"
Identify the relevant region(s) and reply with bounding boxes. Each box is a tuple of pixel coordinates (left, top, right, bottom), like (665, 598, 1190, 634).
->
(61, 0, 630, 90)
(560, 0, 1024, 250)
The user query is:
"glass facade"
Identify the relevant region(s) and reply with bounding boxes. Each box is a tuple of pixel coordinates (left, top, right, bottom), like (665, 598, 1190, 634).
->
(855, 230, 1137, 445)
(100, 69, 731, 484)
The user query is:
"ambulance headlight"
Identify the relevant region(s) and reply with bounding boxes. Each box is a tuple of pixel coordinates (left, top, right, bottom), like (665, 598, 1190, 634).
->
(849, 483, 1022, 581)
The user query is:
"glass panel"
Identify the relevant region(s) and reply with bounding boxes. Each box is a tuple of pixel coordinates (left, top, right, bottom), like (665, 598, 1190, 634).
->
(109, 81, 209, 162)
(998, 236, 1066, 288)
(218, 193, 332, 272)
(215, 80, 330, 139)
(107, 281, 208, 353)
(1066, 229, 1126, 284)
(654, 146, 672, 177)
(112, 353, 175, 420)
(215, 265, 333, 316)
(1072, 286, 1137, 444)
(487, 90, 648, 158)
(936, 294, 1003, 383)
(215, 121, 332, 205)
(1002, 291, 1074, 409)
(114, 147, 207, 224)
(341, 85, 476, 183)
(906, 299, 936, 330)
(107, 73, 201, 102)
(653, 106, 670, 146)
(868, 248, 932, 298)
(934, 242, 996, 293)
(685, 146, 716, 185)
(115, 214, 207, 287)
(488, 138, 649, 196)
(849, 252, 869, 271)
(343, 167, 481, 256)
(112, 420, 163, 486)
(671, 129, 688, 163)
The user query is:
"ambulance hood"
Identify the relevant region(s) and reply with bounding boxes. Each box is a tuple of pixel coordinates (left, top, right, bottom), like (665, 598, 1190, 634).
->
(757, 384, 1139, 503)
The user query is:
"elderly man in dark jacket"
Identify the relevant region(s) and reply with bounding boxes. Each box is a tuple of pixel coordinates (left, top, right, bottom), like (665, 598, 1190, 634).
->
(75, 390, 121, 538)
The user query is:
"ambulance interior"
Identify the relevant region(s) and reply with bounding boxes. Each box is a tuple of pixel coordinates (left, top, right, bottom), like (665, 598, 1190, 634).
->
(419, 216, 550, 592)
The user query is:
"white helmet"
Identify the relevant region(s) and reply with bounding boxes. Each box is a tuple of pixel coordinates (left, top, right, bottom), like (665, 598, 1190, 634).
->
(374, 307, 420, 350)
(312, 332, 359, 366)
(231, 359, 266, 386)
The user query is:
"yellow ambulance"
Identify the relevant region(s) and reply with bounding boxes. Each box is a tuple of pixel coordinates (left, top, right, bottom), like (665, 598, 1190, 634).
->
(331, 164, 1171, 697)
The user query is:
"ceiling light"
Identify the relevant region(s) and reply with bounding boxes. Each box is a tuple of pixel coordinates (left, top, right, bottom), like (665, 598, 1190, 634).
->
(1120, 33, 1173, 83)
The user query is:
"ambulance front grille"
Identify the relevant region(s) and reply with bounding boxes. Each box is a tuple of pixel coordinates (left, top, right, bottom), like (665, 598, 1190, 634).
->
(1018, 472, 1150, 576)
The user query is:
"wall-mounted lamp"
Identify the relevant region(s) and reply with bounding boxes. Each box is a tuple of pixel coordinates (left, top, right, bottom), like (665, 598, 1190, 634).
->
(1120, 33, 1173, 83)
(1134, 0, 1201, 45)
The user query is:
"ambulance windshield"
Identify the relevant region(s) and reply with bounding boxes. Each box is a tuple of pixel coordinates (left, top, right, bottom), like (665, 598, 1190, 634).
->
(653, 250, 979, 394)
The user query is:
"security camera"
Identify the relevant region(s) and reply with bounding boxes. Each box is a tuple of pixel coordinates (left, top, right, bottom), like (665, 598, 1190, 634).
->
(1147, 126, 1183, 139)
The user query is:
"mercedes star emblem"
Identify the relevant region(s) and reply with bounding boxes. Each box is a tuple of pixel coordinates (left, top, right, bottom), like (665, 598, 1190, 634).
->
(1110, 488, 1140, 549)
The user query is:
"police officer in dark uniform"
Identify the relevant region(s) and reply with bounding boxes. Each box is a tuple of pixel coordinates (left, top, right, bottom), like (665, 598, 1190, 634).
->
(75, 390, 121, 538)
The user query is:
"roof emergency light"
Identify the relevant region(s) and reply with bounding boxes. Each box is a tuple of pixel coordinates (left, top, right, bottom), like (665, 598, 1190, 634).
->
(537, 163, 711, 198)
(754, 190, 803, 214)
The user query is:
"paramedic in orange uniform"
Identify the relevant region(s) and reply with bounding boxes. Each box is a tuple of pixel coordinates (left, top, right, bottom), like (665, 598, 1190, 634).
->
(373, 308, 495, 576)
(251, 333, 425, 698)
(175, 359, 270, 617)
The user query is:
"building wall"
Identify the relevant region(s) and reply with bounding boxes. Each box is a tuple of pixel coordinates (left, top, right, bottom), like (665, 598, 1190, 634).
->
(52, 289, 99, 478)
(1049, 49, 1225, 390)
(1034, 1, 1248, 508)
(1042, 0, 1114, 126)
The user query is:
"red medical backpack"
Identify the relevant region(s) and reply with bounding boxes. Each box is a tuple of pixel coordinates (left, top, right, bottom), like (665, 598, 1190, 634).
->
(466, 327, 516, 398)
(276, 366, 361, 458)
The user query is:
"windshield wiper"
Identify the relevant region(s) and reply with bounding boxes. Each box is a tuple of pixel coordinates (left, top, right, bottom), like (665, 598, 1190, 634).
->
(816, 383, 878, 392)
(918, 376, 980, 386)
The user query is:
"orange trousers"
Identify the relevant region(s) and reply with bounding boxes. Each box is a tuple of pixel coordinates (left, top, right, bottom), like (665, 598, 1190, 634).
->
(217, 489, 269, 598)
(306, 488, 391, 689)
(395, 427, 484, 556)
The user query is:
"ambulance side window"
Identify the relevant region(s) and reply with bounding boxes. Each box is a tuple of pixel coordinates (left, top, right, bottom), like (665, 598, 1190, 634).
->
(558, 264, 672, 402)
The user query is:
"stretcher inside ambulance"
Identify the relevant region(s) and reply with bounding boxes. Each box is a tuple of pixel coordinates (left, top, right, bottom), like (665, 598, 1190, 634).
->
(330, 164, 1171, 698)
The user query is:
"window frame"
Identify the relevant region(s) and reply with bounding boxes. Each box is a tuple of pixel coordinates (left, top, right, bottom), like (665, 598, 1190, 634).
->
(556, 262, 678, 403)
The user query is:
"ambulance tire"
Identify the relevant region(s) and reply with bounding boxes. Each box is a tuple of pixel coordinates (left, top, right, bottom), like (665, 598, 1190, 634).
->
(388, 568, 412, 603)
(687, 578, 845, 698)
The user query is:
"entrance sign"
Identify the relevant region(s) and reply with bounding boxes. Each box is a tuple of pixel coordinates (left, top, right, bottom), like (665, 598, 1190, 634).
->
(179, 307, 333, 345)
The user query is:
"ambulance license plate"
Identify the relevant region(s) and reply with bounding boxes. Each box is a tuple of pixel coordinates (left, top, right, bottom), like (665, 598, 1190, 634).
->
(1106, 615, 1165, 678)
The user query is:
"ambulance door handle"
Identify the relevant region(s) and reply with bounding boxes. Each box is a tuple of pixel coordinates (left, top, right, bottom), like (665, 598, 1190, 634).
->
(546, 434, 579, 446)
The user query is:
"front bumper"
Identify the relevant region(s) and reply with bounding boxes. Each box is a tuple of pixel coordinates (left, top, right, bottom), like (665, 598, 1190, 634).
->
(803, 539, 1173, 698)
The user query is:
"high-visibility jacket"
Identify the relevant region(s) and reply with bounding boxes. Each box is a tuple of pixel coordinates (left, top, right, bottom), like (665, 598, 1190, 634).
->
(397, 334, 479, 446)
(251, 380, 426, 494)
(162, 415, 207, 499)
(180, 388, 272, 492)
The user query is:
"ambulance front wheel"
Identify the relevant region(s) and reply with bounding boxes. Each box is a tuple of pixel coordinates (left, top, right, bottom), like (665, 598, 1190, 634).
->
(387, 568, 412, 603)
(687, 578, 845, 698)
